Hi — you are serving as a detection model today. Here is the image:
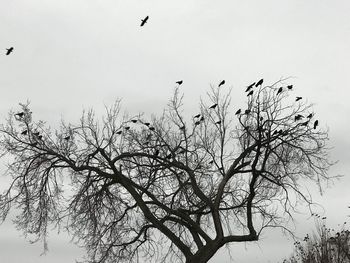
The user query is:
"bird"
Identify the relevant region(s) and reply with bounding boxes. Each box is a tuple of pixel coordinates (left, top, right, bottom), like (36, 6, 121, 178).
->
(294, 114, 304, 121)
(235, 109, 241, 115)
(21, 130, 28, 135)
(14, 112, 24, 118)
(245, 82, 255, 92)
(218, 80, 225, 87)
(307, 113, 313, 119)
(208, 160, 214, 164)
(245, 109, 251, 114)
(194, 114, 201, 119)
(140, 16, 149, 27)
(149, 127, 155, 131)
(124, 126, 131, 130)
(200, 116, 204, 121)
(179, 125, 185, 130)
(277, 87, 283, 95)
(322, 217, 327, 220)
(6, 47, 14, 55)
(296, 96, 302, 101)
(131, 119, 138, 123)
(301, 121, 309, 126)
(313, 120, 319, 129)
(33, 131, 40, 136)
(247, 90, 253, 96)
(273, 130, 278, 135)
(287, 85, 293, 90)
(209, 103, 218, 109)
(144, 122, 151, 126)
(255, 79, 263, 87)
(116, 130, 122, 135)
(37, 135, 43, 140)
(176, 80, 183, 85)
(63, 135, 70, 140)
(215, 120, 221, 125)
(194, 121, 201, 126)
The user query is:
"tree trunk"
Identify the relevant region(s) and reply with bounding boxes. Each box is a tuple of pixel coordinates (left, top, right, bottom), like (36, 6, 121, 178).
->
(186, 240, 223, 263)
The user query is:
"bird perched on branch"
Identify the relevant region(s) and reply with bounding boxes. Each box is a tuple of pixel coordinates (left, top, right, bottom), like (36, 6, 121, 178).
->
(176, 80, 183, 85)
(149, 127, 155, 131)
(235, 109, 241, 115)
(245, 82, 255, 92)
(255, 78, 263, 87)
(294, 114, 304, 121)
(218, 80, 225, 87)
(247, 90, 253, 96)
(140, 16, 149, 26)
(209, 103, 218, 109)
(287, 85, 293, 90)
(14, 112, 24, 118)
(194, 114, 201, 119)
(131, 119, 138, 123)
(215, 120, 221, 125)
(277, 87, 283, 95)
(144, 122, 151, 126)
(179, 125, 185, 130)
(6, 47, 14, 55)
(116, 130, 122, 135)
(21, 130, 28, 135)
(296, 96, 302, 101)
(313, 120, 319, 129)
(307, 113, 313, 119)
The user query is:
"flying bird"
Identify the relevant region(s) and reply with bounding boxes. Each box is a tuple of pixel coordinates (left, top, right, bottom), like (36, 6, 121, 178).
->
(277, 87, 283, 95)
(235, 109, 241, 115)
(245, 82, 255, 92)
(313, 120, 319, 129)
(296, 96, 302, 101)
(14, 112, 24, 118)
(176, 80, 183, 85)
(21, 130, 28, 135)
(194, 114, 201, 119)
(218, 80, 225, 87)
(6, 47, 14, 55)
(247, 90, 253, 96)
(209, 103, 218, 109)
(140, 16, 149, 26)
(255, 79, 263, 87)
(208, 160, 214, 165)
(287, 85, 293, 90)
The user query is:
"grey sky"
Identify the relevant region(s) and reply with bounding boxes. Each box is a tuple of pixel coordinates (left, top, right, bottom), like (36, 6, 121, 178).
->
(0, 0, 350, 262)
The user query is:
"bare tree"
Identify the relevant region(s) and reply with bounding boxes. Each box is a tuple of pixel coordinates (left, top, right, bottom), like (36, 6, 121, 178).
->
(0, 80, 333, 263)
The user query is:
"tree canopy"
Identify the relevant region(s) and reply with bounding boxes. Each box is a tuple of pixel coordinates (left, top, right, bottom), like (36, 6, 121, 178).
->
(0, 80, 332, 263)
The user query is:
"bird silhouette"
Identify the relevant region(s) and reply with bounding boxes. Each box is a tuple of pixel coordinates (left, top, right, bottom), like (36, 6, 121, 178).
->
(313, 120, 319, 129)
(64, 136, 70, 140)
(218, 80, 225, 87)
(116, 130, 122, 135)
(200, 116, 204, 121)
(179, 125, 185, 130)
(33, 131, 40, 136)
(14, 112, 24, 118)
(307, 113, 313, 119)
(277, 87, 283, 95)
(255, 79, 263, 87)
(37, 135, 43, 140)
(140, 16, 149, 26)
(176, 80, 183, 85)
(208, 160, 214, 164)
(294, 114, 304, 121)
(149, 127, 155, 131)
(194, 114, 201, 118)
(235, 109, 241, 115)
(124, 126, 131, 130)
(131, 119, 138, 123)
(144, 122, 151, 126)
(287, 85, 293, 90)
(273, 130, 278, 135)
(209, 103, 218, 109)
(21, 130, 28, 135)
(245, 82, 255, 92)
(194, 121, 201, 126)
(301, 121, 309, 126)
(245, 109, 251, 114)
(296, 97, 302, 101)
(247, 90, 253, 96)
(6, 47, 14, 55)
(215, 120, 221, 125)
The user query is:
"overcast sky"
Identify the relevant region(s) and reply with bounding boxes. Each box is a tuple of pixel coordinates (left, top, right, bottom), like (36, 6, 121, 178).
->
(1, 1, 350, 262)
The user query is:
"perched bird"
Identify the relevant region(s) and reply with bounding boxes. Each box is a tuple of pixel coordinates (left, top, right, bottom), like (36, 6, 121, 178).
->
(215, 120, 221, 125)
(179, 125, 185, 130)
(294, 114, 304, 121)
(33, 131, 40, 136)
(176, 80, 183, 85)
(235, 109, 241, 115)
(140, 16, 149, 26)
(6, 47, 14, 55)
(301, 121, 309, 126)
(37, 135, 43, 140)
(14, 112, 24, 118)
(307, 113, 313, 119)
(209, 103, 218, 109)
(124, 126, 131, 130)
(313, 120, 319, 129)
(296, 96, 302, 101)
(247, 90, 253, 96)
(64, 135, 70, 140)
(255, 78, 263, 87)
(144, 122, 151, 126)
(194, 121, 201, 126)
(245, 82, 255, 92)
(273, 130, 278, 135)
(194, 114, 201, 119)
(287, 85, 293, 90)
(322, 217, 327, 220)
(245, 109, 251, 115)
(116, 130, 122, 135)
(131, 119, 138, 123)
(259, 116, 264, 121)
(277, 87, 283, 95)
(208, 160, 214, 165)
(218, 80, 225, 87)
(149, 127, 155, 131)
(200, 116, 204, 121)
(21, 130, 28, 135)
